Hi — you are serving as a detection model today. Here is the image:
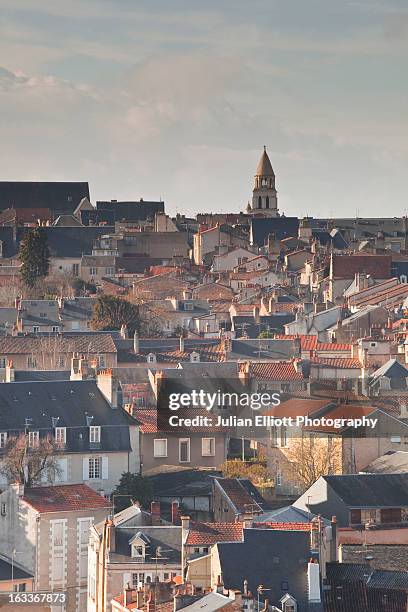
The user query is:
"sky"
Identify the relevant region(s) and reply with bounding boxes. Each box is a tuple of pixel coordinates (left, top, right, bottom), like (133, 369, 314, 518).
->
(0, 0, 407, 218)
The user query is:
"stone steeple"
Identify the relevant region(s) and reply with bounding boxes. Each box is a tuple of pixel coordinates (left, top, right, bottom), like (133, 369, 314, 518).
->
(249, 146, 278, 217)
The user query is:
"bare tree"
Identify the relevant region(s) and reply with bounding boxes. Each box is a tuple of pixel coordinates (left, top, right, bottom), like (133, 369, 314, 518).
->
(0, 433, 62, 487)
(284, 435, 343, 489)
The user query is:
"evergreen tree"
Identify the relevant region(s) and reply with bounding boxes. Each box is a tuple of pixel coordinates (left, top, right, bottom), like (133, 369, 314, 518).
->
(91, 295, 140, 335)
(19, 228, 50, 289)
(112, 472, 153, 512)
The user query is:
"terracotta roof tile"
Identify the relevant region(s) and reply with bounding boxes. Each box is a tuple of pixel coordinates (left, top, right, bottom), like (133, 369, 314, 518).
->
(240, 361, 303, 380)
(186, 522, 243, 545)
(23, 484, 110, 513)
(311, 357, 362, 368)
(215, 479, 263, 514)
(316, 342, 352, 352)
(273, 334, 318, 350)
(252, 522, 313, 531)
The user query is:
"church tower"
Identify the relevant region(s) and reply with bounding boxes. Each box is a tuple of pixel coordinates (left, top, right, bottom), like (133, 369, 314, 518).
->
(248, 146, 278, 217)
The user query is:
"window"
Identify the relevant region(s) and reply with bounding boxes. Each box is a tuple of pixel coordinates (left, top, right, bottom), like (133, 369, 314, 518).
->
(97, 355, 105, 368)
(90, 426, 101, 444)
(88, 457, 101, 479)
(1, 502, 6, 516)
(184, 302, 194, 311)
(13, 583, 26, 592)
(131, 544, 145, 560)
(270, 427, 278, 446)
(202, 438, 215, 457)
(71, 321, 80, 330)
(72, 264, 79, 276)
(89, 267, 97, 276)
(28, 431, 39, 447)
(361, 509, 377, 524)
(258, 196, 262, 209)
(52, 521, 64, 547)
(105, 267, 115, 275)
(179, 438, 190, 463)
(194, 547, 200, 554)
(132, 573, 145, 587)
(154, 439, 167, 458)
(280, 426, 288, 447)
(275, 472, 282, 487)
(391, 436, 401, 444)
(0, 357, 5, 368)
(27, 356, 37, 368)
(55, 427, 66, 446)
(57, 356, 65, 368)
(265, 196, 270, 209)
(0, 432, 7, 448)
(52, 326, 60, 333)
(32, 326, 40, 333)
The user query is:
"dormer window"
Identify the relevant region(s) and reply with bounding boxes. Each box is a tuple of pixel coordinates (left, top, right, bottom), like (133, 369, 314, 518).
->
(28, 431, 39, 447)
(280, 594, 297, 612)
(184, 302, 194, 311)
(55, 427, 66, 446)
(147, 353, 156, 364)
(90, 426, 101, 444)
(129, 532, 150, 562)
(132, 545, 145, 560)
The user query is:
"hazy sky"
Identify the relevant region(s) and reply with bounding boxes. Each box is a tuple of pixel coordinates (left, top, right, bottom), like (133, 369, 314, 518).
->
(1, 1, 407, 217)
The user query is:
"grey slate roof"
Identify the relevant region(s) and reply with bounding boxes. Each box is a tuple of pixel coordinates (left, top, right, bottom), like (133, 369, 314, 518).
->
(147, 469, 221, 498)
(0, 181, 90, 213)
(371, 358, 408, 380)
(0, 558, 33, 581)
(16, 226, 115, 258)
(255, 505, 330, 525)
(232, 314, 295, 338)
(324, 473, 408, 508)
(228, 338, 301, 360)
(0, 380, 136, 453)
(0, 333, 116, 354)
(216, 528, 310, 610)
(113, 525, 181, 564)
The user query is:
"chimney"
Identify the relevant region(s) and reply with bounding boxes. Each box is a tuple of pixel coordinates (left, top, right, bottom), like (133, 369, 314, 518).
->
(330, 516, 337, 562)
(239, 361, 250, 385)
(179, 335, 185, 352)
(307, 560, 321, 604)
(181, 515, 190, 533)
(151, 501, 161, 525)
(253, 306, 260, 325)
(124, 583, 133, 607)
(243, 579, 248, 596)
(214, 576, 224, 594)
(171, 501, 180, 525)
(181, 515, 190, 571)
(70, 354, 88, 381)
(107, 519, 116, 552)
(96, 369, 118, 408)
(5, 360, 14, 382)
(120, 324, 128, 339)
(261, 599, 269, 612)
(134, 331, 140, 354)
(146, 591, 155, 612)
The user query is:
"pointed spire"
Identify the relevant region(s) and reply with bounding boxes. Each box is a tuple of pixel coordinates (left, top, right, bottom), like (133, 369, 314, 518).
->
(255, 147, 274, 177)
